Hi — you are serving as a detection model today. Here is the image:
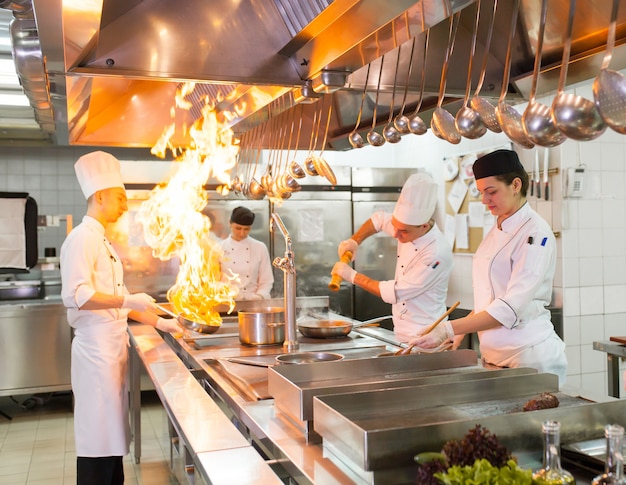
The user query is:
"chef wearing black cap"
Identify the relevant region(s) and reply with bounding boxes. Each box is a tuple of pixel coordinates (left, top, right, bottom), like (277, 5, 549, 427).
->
(218, 206, 274, 300)
(410, 149, 567, 385)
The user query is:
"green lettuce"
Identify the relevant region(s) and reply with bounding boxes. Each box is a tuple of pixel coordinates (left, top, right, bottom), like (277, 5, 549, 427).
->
(434, 458, 533, 485)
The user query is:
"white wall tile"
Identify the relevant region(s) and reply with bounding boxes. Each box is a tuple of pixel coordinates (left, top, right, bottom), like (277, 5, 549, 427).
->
(577, 200, 603, 229)
(564, 287, 581, 317)
(578, 228, 603, 257)
(581, 343, 606, 374)
(579, 286, 604, 315)
(563, 257, 580, 287)
(563, 316, 581, 345)
(565, 344, 581, 375)
(604, 313, 626, 339)
(580, 314, 605, 345)
(600, 143, 626, 171)
(602, 256, 626, 285)
(580, 372, 607, 397)
(604, 286, 626, 315)
(578, 257, 603, 287)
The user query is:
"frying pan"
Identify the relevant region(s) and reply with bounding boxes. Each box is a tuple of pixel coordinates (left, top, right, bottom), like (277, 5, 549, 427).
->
(156, 303, 220, 334)
(297, 315, 391, 338)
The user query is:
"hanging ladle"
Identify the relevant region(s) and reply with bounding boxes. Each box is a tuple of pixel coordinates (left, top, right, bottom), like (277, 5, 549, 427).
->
(521, 0, 565, 147)
(455, 0, 487, 139)
(367, 56, 386, 147)
(430, 12, 462, 144)
(551, 0, 606, 141)
(383, 45, 403, 143)
(469, 0, 501, 133)
(288, 105, 306, 178)
(348, 63, 371, 148)
(494, 0, 535, 149)
(394, 36, 416, 134)
(593, 0, 626, 134)
(408, 28, 429, 135)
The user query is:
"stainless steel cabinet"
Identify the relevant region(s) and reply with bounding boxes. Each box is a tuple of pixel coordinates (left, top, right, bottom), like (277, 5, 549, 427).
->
(0, 303, 71, 396)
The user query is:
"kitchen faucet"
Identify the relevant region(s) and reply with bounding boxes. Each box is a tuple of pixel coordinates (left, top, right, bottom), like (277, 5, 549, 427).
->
(270, 213, 298, 352)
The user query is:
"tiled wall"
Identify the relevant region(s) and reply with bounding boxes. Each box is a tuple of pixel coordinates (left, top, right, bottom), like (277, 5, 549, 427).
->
(1, 79, 624, 398)
(0, 146, 163, 257)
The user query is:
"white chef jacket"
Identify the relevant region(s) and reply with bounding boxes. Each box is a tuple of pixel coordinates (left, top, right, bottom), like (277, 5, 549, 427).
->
(473, 203, 566, 384)
(371, 211, 453, 342)
(218, 235, 274, 299)
(60, 215, 131, 457)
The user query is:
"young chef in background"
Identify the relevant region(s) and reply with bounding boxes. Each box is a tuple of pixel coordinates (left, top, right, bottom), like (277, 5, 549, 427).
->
(60, 151, 180, 485)
(410, 149, 567, 385)
(332, 172, 453, 343)
(218, 206, 274, 300)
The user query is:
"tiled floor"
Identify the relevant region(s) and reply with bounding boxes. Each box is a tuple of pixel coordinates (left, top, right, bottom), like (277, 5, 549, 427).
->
(0, 391, 176, 485)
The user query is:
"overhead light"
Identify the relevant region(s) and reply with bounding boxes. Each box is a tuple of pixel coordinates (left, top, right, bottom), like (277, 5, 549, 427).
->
(0, 93, 29, 106)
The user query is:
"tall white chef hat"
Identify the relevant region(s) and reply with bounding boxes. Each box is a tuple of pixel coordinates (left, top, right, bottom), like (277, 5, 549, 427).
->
(392, 172, 438, 226)
(74, 151, 125, 199)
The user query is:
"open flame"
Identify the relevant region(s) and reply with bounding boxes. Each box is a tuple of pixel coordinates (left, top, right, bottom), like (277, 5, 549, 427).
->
(136, 83, 240, 326)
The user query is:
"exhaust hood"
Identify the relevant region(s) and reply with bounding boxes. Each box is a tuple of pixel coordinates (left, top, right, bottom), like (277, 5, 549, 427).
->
(4, 0, 626, 150)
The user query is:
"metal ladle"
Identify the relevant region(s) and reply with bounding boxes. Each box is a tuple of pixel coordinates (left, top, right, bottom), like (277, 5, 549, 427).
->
(455, 0, 487, 139)
(348, 63, 371, 148)
(394, 34, 416, 134)
(494, 0, 534, 149)
(593, 0, 626, 133)
(408, 28, 429, 135)
(383, 45, 402, 143)
(431, 12, 461, 144)
(551, 0, 606, 141)
(469, 0, 501, 133)
(367, 56, 386, 147)
(521, 0, 565, 147)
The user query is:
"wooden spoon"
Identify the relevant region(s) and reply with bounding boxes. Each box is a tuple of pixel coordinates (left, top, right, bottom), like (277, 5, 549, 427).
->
(395, 301, 460, 355)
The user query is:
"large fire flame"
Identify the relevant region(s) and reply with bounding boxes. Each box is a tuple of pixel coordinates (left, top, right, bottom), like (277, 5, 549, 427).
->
(136, 83, 240, 326)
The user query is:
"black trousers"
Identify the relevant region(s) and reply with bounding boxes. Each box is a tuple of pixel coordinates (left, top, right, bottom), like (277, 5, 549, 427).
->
(77, 456, 124, 485)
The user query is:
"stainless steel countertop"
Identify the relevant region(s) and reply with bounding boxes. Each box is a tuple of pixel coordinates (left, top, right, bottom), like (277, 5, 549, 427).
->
(129, 316, 402, 484)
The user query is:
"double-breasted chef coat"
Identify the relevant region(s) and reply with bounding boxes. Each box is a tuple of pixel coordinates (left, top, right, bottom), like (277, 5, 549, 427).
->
(371, 211, 453, 342)
(473, 202, 567, 385)
(218, 235, 274, 300)
(61, 216, 131, 457)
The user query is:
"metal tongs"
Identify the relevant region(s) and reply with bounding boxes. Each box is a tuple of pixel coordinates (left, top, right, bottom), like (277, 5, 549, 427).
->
(395, 301, 460, 355)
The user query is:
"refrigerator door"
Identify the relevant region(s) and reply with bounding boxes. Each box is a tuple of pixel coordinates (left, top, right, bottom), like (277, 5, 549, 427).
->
(352, 200, 397, 327)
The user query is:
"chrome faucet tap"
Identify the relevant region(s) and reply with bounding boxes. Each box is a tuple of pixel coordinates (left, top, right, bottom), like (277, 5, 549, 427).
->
(270, 212, 298, 352)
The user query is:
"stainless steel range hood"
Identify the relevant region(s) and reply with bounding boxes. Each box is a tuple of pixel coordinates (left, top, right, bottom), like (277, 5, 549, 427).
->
(8, 0, 626, 150)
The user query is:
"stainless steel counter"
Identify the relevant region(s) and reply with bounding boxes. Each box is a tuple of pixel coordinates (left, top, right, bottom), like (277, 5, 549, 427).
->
(129, 317, 611, 485)
(0, 302, 71, 397)
(593, 340, 626, 398)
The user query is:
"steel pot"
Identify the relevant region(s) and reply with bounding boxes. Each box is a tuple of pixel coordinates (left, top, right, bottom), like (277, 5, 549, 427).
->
(297, 315, 392, 338)
(238, 307, 285, 346)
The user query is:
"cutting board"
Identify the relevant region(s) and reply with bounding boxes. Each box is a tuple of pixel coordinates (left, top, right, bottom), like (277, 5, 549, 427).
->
(609, 336, 626, 345)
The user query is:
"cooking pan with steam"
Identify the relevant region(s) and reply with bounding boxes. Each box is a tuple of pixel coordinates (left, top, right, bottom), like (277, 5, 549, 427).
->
(297, 315, 391, 338)
(156, 303, 220, 334)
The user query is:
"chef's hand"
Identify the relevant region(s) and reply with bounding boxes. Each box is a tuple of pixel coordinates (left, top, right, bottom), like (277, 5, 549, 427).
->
(123, 293, 158, 312)
(156, 317, 182, 333)
(332, 262, 356, 284)
(338, 239, 358, 261)
(250, 294, 264, 301)
(409, 321, 454, 349)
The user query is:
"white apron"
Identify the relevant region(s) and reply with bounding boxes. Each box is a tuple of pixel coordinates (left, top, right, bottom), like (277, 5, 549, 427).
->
(72, 319, 130, 457)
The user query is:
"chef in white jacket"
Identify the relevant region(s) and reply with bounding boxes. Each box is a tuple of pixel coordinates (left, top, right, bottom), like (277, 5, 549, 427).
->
(332, 173, 453, 342)
(410, 149, 567, 385)
(60, 151, 180, 485)
(218, 206, 274, 300)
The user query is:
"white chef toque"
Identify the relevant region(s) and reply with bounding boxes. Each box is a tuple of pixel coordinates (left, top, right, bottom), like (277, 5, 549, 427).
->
(74, 151, 125, 199)
(392, 172, 438, 226)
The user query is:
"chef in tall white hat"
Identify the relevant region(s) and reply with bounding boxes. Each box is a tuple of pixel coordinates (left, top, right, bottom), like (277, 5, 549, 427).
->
(60, 151, 180, 484)
(332, 172, 453, 342)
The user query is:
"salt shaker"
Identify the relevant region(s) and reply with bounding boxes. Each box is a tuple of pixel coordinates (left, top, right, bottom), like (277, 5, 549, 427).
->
(592, 424, 626, 485)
